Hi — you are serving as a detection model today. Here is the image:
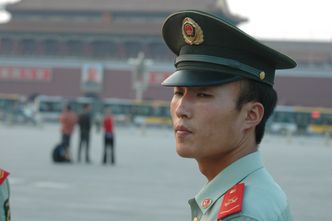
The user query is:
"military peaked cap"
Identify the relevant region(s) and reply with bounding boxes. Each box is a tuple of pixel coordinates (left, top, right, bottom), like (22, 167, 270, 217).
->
(161, 10, 296, 87)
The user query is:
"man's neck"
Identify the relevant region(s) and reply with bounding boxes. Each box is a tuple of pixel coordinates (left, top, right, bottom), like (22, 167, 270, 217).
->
(197, 138, 257, 182)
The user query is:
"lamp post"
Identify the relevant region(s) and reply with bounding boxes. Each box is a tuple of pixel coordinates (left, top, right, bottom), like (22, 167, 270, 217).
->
(128, 52, 152, 101)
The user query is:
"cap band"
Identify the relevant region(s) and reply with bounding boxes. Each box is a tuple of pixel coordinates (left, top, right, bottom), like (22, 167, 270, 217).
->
(175, 54, 261, 79)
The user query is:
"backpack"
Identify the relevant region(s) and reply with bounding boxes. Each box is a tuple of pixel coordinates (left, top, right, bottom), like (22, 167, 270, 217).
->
(52, 143, 70, 163)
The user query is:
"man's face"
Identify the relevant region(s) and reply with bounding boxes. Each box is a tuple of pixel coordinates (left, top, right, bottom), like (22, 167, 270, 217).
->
(170, 81, 247, 161)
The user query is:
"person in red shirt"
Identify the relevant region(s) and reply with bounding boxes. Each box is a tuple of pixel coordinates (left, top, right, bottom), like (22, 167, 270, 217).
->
(60, 104, 77, 161)
(0, 168, 10, 221)
(102, 108, 115, 165)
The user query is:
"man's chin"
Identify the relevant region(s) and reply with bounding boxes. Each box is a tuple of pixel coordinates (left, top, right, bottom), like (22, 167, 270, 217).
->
(176, 146, 194, 158)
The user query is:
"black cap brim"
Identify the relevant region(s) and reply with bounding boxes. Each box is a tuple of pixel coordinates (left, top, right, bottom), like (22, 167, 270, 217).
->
(161, 70, 241, 87)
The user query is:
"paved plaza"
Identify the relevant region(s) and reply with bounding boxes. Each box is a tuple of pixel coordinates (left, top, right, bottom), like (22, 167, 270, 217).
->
(1, 123, 332, 221)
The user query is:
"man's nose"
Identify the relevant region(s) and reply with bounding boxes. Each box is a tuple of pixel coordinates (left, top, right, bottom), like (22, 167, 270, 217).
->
(175, 97, 192, 119)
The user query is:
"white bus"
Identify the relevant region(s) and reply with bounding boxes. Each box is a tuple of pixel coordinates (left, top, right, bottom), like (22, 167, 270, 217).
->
(34, 95, 65, 122)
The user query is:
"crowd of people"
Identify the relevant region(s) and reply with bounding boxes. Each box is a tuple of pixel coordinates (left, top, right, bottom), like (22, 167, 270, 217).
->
(54, 103, 116, 165)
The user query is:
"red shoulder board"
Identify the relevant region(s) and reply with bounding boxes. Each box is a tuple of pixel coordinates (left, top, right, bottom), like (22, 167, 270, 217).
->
(0, 169, 10, 185)
(217, 183, 245, 220)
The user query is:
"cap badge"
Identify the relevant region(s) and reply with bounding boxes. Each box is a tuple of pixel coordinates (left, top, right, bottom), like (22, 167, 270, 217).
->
(259, 71, 266, 80)
(182, 17, 204, 45)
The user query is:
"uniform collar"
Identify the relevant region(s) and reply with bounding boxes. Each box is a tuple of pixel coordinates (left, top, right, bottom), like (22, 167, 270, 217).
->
(193, 151, 264, 214)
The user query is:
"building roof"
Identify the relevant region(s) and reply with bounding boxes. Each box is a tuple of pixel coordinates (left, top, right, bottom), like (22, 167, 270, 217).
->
(7, 0, 237, 13)
(2, 0, 246, 36)
(0, 21, 163, 36)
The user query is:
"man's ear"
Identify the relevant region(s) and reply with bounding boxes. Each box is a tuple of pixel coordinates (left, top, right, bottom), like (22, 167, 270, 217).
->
(243, 102, 264, 130)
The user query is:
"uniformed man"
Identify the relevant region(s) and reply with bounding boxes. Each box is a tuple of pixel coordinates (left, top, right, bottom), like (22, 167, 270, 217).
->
(0, 168, 10, 221)
(161, 10, 296, 221)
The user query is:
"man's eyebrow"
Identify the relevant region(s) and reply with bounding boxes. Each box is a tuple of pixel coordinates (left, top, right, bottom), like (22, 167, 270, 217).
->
(195, 87, 215, 92)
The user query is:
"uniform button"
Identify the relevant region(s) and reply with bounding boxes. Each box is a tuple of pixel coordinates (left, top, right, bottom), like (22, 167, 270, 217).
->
(193, 217, 199, 221)
(259, 71, 265, 80)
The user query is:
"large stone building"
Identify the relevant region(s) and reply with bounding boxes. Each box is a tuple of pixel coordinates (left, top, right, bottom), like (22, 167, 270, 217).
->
(0, 0, 331, 107)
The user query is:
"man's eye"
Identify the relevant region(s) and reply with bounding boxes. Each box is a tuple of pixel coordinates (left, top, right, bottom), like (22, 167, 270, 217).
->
(174, 91, 183, 96)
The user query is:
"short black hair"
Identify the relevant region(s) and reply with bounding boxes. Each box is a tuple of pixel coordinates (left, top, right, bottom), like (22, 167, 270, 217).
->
(236, 79, 277, 144)
(66, 104, 72, 111)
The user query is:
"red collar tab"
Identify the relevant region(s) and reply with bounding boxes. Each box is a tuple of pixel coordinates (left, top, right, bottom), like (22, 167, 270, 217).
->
(0, 169, 10, 185)
(217, 183, 245, 220)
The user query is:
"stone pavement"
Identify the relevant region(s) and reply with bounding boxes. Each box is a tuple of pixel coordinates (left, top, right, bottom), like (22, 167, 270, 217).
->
(0, 124, 331, 220)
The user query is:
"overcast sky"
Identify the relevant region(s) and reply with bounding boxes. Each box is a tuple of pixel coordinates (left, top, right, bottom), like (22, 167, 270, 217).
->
(228, 0, 332, 41)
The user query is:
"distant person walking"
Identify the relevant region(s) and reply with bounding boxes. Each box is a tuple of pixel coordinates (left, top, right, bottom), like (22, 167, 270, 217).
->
(60, 104, 77, 161)
(78, 103, 92, 163)
(102, 109, 115, 165)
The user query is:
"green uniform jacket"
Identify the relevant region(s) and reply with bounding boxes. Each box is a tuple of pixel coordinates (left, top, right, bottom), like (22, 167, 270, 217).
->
(0, 169, 10, 221)
(188, 152, 293, 221)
